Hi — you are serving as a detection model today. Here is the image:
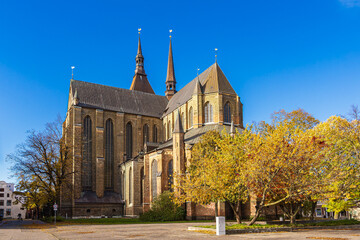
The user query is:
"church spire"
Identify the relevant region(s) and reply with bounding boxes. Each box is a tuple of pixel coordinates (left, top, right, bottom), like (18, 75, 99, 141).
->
(165, 30, 176, 100)
(130, 29, 155, 94)
(135, 30, 144, 74)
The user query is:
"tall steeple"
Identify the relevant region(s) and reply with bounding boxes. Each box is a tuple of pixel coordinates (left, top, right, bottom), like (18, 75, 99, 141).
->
(165, 30, 176, 100)
(135, 33, 144, 74)
(130, 29, 155, 94)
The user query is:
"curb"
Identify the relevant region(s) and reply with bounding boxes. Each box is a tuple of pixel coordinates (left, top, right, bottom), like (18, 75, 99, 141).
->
(188, 224, 360, 235)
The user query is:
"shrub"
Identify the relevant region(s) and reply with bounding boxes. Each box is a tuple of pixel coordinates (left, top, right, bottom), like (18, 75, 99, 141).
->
(140, 191, 185, 222)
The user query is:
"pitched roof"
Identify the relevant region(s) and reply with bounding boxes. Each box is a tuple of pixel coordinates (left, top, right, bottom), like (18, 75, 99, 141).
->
(70, 80, 168, 118)
(163, 63, 236, 117)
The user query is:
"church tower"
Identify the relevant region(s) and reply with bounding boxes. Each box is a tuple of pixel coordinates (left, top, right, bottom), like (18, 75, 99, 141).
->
(165, 33, 176, 100)
(130, 31, 155, 94)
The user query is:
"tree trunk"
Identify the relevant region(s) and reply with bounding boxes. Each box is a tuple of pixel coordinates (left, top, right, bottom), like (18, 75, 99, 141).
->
(249, 207, 262, 225)
(334, 212, 339, 219)
(280, 202, 301, 224)
(215, 201, 218, 217)
(290, 215, 295, 224)
(310, 201, 317, 221)
(229, 201, 242, 224)
(36, 206, 40, 220)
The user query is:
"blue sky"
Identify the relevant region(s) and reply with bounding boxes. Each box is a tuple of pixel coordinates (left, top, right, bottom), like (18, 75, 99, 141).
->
(1, 0, 360, 183)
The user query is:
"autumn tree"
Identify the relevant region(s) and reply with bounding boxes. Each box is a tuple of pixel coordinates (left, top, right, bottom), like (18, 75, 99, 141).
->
(314, 113, 360, 219)
(246, 109, 323, 225)
(7, 117, 72, 215)
(173, 130, 252, 223)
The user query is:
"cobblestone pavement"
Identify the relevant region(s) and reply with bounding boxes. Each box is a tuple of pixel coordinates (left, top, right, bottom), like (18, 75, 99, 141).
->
(1, 220, 360, 239)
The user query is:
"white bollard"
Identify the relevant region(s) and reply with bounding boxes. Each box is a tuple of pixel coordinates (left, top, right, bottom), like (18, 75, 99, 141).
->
(216, 216, 226, 235)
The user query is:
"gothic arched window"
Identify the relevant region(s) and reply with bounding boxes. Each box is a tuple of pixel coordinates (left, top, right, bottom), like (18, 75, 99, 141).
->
(122, 171, 125, 200)
(82, 116, 92, 191)
(168, 160, 173, 192)
(152, 160, 158, 200)
(105, 119, 114, 190)
(189, 107, 193, 128)
(153, 125, 158, 143)
(224, 102, 231, 124)
(181, 112, 185, 129)
(143, 124, 149, 146)
(129, 167, 132, 204)
(168, 120, 172, 139)
(140, 167, 144, 204)
(204, 102, 213, 123)
(126, 122, 132, 159)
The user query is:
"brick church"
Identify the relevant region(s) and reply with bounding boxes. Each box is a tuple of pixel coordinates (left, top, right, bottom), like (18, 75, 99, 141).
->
(61, 33, 249, 219)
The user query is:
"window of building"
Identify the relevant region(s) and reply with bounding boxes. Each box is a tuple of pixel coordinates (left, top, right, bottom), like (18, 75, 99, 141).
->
(105, 119, 114, 190)
(122, 171, 126, 201)
(6, 209, 11, 216)
(0, 200, 3, 206)
(129, 167, 132, 204)
(224, 102, 231, 124)
(0, 188, 4, 192)
(6, 200, 11, 206)
(0, 193, 4, 198)
(140, 167, 144, 204)
(6, 193, 9, 198)
(168, 120, 172, 139)
(189, 107, 193, 128)
(0, 209, 3, 217)
(168, 160, 173, 192)
(181, 112, 185, 129)
(153, 125, 158, 143)
(143, 124, 149, 146)
(204, 102, 213, 123)
(152, 160, 158, 199)
(82, 116, 92, 191)
(126, 122, 133, 159)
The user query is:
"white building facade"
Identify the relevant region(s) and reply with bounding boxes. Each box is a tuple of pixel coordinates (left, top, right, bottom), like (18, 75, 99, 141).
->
(0, 181, 26, 219)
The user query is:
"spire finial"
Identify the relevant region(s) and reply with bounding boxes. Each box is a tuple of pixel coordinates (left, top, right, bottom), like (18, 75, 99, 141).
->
(169, 29, 173, 38)
(71, 66, 75, 79)
(215, 48, 218, 63)
(138, 28, 141, 35)
(197, 67, 200, 77)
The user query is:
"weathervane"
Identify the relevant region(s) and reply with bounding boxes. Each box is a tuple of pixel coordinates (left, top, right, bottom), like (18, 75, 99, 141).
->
(215, 48, 218, 63)
(138, 28, 141, 35)
(197, 67, 200, 76)
(169, 29, 173, 38)
(71, 66, 75, 79)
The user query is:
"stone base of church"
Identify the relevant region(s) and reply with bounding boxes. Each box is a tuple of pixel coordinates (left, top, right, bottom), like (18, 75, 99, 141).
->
(60, 203, 124, 218)
(125, 204, 143, 216)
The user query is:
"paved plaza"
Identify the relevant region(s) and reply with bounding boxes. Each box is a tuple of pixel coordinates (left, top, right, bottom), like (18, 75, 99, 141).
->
(1, 220, 360, 240)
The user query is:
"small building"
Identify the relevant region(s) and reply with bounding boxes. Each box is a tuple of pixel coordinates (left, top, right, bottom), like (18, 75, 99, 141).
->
(0, 181, 27, 219)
